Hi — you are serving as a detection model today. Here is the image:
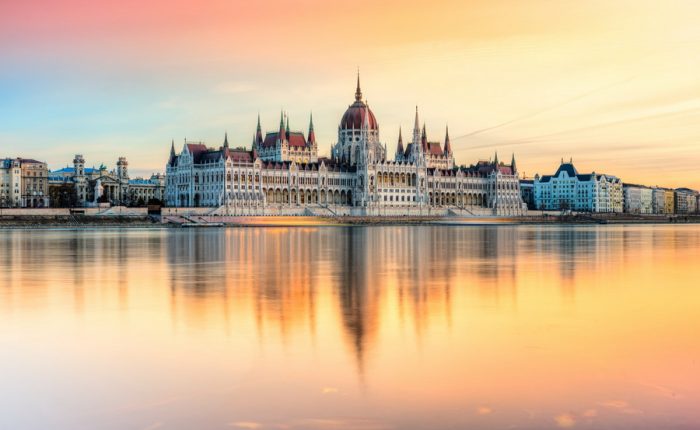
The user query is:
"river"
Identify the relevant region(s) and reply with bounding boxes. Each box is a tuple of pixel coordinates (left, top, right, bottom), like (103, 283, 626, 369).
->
(1, 225, 698, 429)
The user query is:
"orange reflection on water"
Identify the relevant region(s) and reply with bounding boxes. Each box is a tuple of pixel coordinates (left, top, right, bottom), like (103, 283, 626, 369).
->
(0, 225, 699, 429)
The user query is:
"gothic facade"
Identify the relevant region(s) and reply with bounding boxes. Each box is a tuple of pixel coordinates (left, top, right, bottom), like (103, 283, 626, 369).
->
(164, 76, 525, 216)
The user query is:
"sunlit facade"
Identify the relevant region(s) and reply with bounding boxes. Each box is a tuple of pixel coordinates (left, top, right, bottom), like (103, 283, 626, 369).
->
(0, 157, 49, 208)
(623, 184, 653, 214)
(534, 160, 623, 213)
(165, 77, 525, 216)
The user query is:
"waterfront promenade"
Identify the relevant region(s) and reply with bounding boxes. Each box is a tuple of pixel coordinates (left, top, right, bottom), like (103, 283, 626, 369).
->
(2, 208, 700, 228)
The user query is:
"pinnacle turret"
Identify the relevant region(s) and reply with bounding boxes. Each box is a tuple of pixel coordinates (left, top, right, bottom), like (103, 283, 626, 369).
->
(396, 127, 404, 158)
(308, 112, 316, 145)
(255, 113, 263, 145)
(278, 110, 285, 144)
(443, 124, 452, 155)
(168, 139, 176, 165)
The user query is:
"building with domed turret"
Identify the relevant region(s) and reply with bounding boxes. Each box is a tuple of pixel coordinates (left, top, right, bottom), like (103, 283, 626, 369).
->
(164, 75, 525, 216)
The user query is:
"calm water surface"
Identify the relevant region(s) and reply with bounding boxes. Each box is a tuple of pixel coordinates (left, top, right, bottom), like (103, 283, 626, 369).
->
(1, 225, 699, 429)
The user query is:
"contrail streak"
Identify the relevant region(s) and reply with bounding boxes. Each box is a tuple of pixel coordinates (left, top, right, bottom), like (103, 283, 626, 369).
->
(452, 77, 635, 143)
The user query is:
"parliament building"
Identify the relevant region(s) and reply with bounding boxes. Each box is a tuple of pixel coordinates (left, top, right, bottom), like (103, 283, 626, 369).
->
(165, 76, 525, 216)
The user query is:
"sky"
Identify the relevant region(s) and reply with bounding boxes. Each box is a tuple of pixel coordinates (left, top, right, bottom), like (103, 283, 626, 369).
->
(1, 0, 699, 188)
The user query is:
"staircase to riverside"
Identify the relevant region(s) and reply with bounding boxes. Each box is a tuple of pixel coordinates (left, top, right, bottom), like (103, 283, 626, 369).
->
(162, 215, 192, 225)
(305, 204, 338, 217)
(448, 206, 477, 217)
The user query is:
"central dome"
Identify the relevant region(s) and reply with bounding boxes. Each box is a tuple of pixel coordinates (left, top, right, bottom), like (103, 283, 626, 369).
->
(340, 75, 378, 130)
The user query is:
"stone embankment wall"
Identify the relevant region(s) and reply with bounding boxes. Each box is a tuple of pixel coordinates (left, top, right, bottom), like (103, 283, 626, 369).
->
(0, 206, 148, 216)
(0, 215, 159, 228)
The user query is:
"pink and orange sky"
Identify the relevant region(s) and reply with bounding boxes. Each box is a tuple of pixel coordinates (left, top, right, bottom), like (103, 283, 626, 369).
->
(1, 0, 699, 187)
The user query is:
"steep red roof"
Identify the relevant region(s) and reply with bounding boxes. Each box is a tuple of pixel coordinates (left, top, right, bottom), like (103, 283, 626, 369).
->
(288, 133, 307, 147)
(261, 131, 308, 148)
(186, 143, 208, 159)
(428, 142, 443, 156)
(228, 149, 253, 163)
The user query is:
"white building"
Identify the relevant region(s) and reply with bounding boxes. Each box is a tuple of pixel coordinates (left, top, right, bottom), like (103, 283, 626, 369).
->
(675, 188, 698, 214)
(534, 160, 623, 213)
(0, 158, 23, 207)
(164, 75, 525, 216)
(623, 184, 653, 214)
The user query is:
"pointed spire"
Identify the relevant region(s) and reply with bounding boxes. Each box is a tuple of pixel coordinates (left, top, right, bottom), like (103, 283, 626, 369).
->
(413, 106, 420, 134)
(278, 110, 286, 144)
(168, 139, 176, 165)
(255, 113, 263, 145)
(285, 113, 290, 136)
(421, 123, 428, 151)
(223, 131, 229, 149)
(511, 153, 517, 173)
(355, 68, 362, 102)
(396, 127, 404, 157)
(307, 112, 316, 145)
(443, 124, 452, 155)
(494, 151, 499, 166)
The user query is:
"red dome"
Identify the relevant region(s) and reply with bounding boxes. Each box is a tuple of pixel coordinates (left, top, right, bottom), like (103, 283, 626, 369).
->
(340, 100, 378, 130)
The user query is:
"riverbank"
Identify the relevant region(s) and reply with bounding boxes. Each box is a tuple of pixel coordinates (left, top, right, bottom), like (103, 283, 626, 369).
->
(2, 213, 700, 228)
(0, 215, 164, 229)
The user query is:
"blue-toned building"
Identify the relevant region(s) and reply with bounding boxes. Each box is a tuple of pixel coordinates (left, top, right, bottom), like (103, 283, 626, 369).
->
(534, 160, 623, 213)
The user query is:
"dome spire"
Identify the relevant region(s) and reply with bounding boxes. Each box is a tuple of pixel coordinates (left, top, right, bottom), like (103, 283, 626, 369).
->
(355, 68, 362, 102)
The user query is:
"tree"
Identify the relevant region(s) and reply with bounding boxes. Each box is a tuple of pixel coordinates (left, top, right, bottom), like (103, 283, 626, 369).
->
(49, 184, 78, 208)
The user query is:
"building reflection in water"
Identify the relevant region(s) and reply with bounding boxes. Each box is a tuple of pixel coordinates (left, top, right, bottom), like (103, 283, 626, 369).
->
(161, 225, 633, 373)
(2, 226, 700, 429)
